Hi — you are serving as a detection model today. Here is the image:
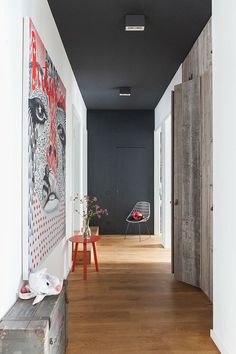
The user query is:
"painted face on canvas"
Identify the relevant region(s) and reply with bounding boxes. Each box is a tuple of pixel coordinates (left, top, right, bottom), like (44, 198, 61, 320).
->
(27, 20, 66, 271)
(28, 89, 65, 213)
(28, 42, 66, 214)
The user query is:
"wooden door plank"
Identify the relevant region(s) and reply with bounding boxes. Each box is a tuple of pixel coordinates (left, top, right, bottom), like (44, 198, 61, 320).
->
(173, 84, 183, 282)
(200, 67, 213, 300)
(182, 19, 212, 82)
(171, 90, 175, 274)
(173, 79, 201, 287)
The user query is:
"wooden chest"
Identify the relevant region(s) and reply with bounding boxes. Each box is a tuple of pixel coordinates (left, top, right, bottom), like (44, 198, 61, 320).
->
(0, 283, 67, 354)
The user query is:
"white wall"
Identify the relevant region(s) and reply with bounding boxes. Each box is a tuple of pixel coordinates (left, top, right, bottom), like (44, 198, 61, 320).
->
(154, 66, 182, 247)
(211, 1, 236, 353)
(0, 0, 87, 318)
(72, 106, 87, 233)
(155, 66, 182, 130)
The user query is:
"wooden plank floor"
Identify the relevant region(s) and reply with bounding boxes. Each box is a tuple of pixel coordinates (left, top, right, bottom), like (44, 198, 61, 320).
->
(67, 236, 219, 354)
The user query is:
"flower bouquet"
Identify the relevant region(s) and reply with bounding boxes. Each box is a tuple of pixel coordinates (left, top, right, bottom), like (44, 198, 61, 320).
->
(74, 195, 108, 239)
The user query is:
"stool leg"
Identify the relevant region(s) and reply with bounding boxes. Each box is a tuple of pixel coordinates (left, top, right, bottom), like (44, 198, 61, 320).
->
(71, 242, 78, 272)
(83, 242, 87, 280)
(92, 242, 99, 272)
(138, 223, 141, 242)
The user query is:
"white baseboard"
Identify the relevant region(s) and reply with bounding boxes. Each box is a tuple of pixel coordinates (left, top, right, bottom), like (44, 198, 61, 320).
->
(211, 330, 230, 354)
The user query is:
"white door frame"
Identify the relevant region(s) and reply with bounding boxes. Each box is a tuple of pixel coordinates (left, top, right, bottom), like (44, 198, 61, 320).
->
(154, 114, 172, 248)
(154, 129, 160, 237)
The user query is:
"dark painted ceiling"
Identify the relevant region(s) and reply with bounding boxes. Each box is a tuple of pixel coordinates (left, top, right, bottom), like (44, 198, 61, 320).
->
(48, 0, 211, 110)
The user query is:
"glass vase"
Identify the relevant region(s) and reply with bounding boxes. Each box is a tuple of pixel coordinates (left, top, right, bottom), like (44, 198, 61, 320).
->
(82, 220, 91, 240)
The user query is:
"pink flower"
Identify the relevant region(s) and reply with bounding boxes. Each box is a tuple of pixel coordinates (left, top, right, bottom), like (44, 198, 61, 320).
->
(75, 195, 108, 221)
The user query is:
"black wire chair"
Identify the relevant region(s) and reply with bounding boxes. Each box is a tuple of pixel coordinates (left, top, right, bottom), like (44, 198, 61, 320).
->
(124, 201, 151, 241)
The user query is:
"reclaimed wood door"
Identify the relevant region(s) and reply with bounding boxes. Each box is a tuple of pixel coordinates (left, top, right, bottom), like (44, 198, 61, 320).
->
(200, 67, 213, 300)
(173, 79, 201, 287)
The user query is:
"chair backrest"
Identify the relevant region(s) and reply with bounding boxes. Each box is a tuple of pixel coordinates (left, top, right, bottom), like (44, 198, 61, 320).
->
(131, 201, 150, 219)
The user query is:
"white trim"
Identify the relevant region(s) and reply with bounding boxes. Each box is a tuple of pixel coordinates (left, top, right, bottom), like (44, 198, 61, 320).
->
(154, 129, 160, 236)
(155, 112, 170, 130)
(211, 330, 230, 354)
(22, 17, 30, 280)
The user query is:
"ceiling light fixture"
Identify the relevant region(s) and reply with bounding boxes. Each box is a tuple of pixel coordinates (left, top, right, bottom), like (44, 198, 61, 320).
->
(119, 87, 131, 96)
(125, 15, 145, 31)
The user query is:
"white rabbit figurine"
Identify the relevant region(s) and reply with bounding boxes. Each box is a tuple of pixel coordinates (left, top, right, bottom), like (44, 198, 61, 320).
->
(19, 268, 62, 305)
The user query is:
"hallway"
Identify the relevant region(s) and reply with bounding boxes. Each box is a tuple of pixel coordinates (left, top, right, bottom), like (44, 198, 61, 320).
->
(67, 236, 218, 353)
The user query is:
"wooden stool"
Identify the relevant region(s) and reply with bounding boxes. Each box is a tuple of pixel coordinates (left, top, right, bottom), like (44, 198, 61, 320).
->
(68, 235, 101, 280)
(73, 227, 99, 264)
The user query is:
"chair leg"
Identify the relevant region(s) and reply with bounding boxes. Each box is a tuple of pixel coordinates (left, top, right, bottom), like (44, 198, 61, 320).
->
(145, 222, 151, 238)
(124, 222, 130, 239)
(138, 223, 141, 242)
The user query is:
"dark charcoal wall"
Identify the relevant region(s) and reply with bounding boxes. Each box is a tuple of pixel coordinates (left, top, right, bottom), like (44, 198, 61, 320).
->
(87, 110, 154, 234)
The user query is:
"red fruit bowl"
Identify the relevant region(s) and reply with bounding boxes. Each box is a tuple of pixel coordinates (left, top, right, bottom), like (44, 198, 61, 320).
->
(132, 210, 143, 221)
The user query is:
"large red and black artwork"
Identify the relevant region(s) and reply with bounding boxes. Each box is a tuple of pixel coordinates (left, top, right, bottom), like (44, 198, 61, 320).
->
(28, 20, 66, 271)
